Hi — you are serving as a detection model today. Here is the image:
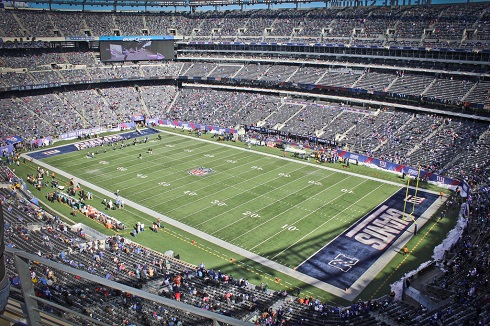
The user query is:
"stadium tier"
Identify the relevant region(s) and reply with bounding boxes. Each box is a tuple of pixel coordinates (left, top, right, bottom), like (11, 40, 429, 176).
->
(0, 4, 488, 45)
(0, 2, 490, 326)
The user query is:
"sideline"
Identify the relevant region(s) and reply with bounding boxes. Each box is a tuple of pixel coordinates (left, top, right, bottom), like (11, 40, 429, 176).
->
(157, 128, 441, 195)
(23, 152, 359, 299)
(21, 130, 445, 300)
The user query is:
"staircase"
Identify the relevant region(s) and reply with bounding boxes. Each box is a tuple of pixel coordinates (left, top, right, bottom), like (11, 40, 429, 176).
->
(407, 122, 444, 156)
(257, 65, 273, 80)
(57, 93, 92, 128)
(135, 86, 151, 117)
(319, 110, 345, 137)
(372, 114, 415, 152)
(351, 72, 366, 88)
(13, 98, 53, 128)
(165, 90, 181, 113)
(96, 88, 111, 108)
(206, 65, 218, 78)
(11, 12, 27, 35)
(460, 82, 478, 102)
(231, 65, 245, 79)
(315, 69, 329, 85)
(285, 67, 299, 82)
(385, 76, 399, 92)
(111, 13, 118, 33)
(281, 104, 306, 127)
(421, 78, 438, 96)
(45, 13, 58, 36)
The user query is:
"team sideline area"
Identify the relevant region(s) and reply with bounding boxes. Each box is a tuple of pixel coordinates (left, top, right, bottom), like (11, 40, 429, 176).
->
(0, 126, 469, 325)
(26, 128, 443, 298)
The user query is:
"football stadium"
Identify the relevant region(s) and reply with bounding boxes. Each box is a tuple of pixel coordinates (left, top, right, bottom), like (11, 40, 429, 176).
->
(0, 0, 489, 324)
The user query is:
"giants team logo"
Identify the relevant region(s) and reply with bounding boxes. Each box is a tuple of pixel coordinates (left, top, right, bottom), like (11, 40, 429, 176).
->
(188, 167, 215, 176)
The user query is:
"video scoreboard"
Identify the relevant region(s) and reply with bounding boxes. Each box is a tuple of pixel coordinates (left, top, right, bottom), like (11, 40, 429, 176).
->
(99, 35, 174, 62)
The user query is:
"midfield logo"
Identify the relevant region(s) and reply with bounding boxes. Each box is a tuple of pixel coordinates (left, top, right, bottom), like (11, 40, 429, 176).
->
(188, 167, 215, 176)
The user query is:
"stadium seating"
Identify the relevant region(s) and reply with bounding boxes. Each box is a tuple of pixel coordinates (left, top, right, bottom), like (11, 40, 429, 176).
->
(0, 4, 488, 47)
(0, 77, 488, 183)
(1, 3, 490, 324)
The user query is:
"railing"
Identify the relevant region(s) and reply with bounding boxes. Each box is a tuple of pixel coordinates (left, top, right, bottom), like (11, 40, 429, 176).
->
(4, 246, 251, 326)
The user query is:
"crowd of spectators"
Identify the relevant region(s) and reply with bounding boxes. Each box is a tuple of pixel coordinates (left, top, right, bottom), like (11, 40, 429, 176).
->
(3, 52, 487, 114)
(0, 80, 488, 183)
(0, 163, 381, 325)
(371, 154, 490, 326)
(168, 88, 252, 128)
(0, 2, 488, 325)
(1, 113, 489, 325)
(0, 3, 489, 48)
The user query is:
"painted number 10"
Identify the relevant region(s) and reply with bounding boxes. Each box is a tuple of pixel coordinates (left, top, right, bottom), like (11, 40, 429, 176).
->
(282, 224, 299, 231)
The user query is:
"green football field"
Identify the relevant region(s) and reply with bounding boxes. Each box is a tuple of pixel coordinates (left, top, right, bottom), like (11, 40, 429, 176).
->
(41, 131, 401, 270)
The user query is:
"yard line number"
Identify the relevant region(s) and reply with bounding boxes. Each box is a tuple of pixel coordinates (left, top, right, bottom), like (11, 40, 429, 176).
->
(281, 224, 299, 231)
(211, 200, 227, 206)
(243, 211, 261, 218)
(308, 180, 322, 186)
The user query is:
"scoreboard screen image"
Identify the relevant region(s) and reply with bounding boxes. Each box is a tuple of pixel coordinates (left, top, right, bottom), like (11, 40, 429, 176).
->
(99, 36, 175, 62)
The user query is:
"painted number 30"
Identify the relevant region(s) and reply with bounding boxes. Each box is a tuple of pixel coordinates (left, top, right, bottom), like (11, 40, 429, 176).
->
(243, 211, 260, 218)
(211, 200, 226, 206)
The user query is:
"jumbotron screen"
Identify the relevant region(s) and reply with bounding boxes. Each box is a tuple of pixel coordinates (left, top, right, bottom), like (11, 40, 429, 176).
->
(99, 36, 175, 62)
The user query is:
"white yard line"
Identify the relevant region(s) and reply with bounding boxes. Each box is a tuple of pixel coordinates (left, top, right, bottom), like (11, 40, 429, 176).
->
(132, 153, 272, 208)
(157, 129, 441, 195)
(195, 167, 312, 228)
(206, 174, 336, 234)
(23, 152, 361, 300)
(23, 130, 441, 301)
(234, 176, 358, 244)
(271, 182, 383, 259)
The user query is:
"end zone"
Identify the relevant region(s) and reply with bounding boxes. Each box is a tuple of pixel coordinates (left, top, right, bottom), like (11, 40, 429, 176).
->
(296, 188, 440, 294)
(26, 128, 160, 160)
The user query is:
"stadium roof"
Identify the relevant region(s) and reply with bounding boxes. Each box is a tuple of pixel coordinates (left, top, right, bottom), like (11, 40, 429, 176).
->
(12, 0, 341, 8)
